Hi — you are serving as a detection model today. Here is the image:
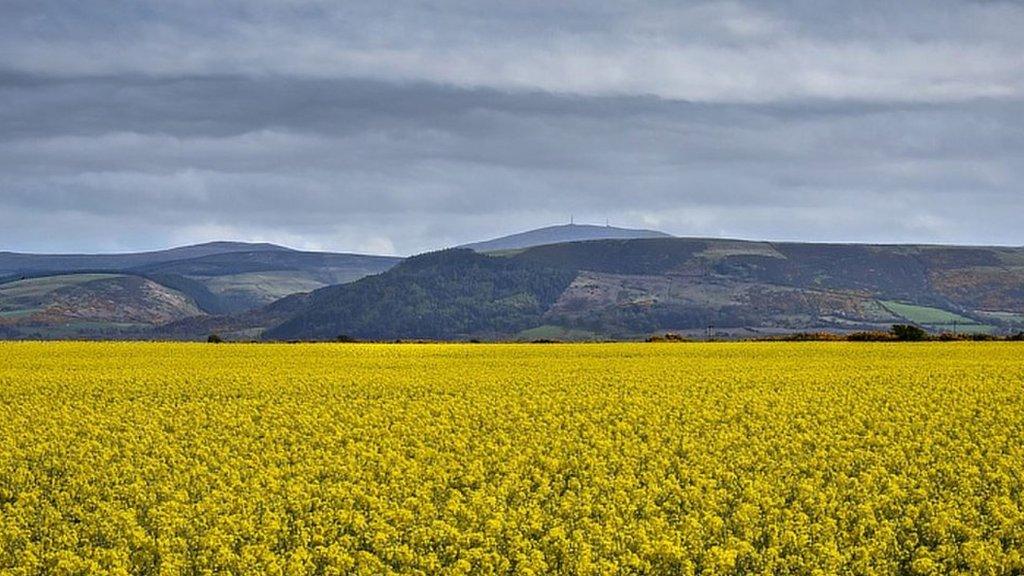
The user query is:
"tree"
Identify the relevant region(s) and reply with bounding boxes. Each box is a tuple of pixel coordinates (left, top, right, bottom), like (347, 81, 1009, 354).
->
(890, 324, 927, 341)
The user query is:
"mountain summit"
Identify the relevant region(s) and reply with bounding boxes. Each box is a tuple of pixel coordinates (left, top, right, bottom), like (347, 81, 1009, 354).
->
(459, 223, 671, 253)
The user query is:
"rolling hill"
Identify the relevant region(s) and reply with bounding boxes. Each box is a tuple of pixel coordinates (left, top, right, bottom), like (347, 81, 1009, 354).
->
(0, 243, 402, 338)
(6, 232, 1024, 341)
(243, 238, 1024, 341)
(0, 273, 202, 339)
(132, 250, 401, 312)
(459, 223, 671, 252)
(512, 239, 1024, 338)
(263, 249, 577, 341)
(0, 241, 291, 276)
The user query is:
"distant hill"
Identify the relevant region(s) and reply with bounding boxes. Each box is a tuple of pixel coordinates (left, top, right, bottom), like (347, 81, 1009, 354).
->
(245, 238, 1024, 341)
(132, 250, 401, 313)
(0, 241, 291, 275)
(7, 234, 1024, 341)
(263, 249, 577, 341)
(156, 290, 314, 342)
(0, 274, 202, 339)
(510, 238, 1024, 338)
(0, 242, 402, 338)
(459, 223, 671, 252)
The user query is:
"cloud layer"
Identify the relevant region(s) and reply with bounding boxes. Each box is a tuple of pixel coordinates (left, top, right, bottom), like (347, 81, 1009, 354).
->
(2, 1, 1023, 254)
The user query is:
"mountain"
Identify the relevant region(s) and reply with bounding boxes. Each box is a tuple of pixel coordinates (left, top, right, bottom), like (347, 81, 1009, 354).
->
(459, 223, 671, 252)
(247, 238, 1024, 341)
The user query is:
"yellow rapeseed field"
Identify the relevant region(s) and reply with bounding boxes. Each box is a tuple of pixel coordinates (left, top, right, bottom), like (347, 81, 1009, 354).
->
(1, 342, 1023, 575)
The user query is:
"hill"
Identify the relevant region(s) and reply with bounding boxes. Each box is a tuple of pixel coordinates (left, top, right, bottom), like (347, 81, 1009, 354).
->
(132, 250, 401, 313)
(0, 274, 202, 339)
(0, 244, 402, 320)
(459, 223, 671, 252)
(0, 242, 402, 338)
(248, 238, 1024, 341)
(263, 249, 577, 341)
(6, 235, 1024, 341)
(512, 238, 1024, 338)
(0, 241, 291, 276)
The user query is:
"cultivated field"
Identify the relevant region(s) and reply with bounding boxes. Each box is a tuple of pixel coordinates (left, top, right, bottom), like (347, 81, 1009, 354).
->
(1, 342, 1022, 574)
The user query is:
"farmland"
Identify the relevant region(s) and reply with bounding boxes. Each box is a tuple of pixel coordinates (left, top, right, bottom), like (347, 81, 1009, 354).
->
(1, 342, 1022, 574)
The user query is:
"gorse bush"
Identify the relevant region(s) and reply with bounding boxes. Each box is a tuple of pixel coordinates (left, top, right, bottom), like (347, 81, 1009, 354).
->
(891, 324, 928, 341)
(1, 342, 1023, 574)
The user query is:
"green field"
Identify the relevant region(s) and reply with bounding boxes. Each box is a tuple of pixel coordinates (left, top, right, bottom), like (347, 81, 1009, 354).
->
(879, 300, 993, 332)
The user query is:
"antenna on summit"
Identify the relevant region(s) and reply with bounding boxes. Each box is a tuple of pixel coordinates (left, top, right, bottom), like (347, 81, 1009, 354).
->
(570, 214, 574, 225)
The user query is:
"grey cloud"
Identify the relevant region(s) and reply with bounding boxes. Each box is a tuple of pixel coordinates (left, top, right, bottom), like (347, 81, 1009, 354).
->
(0, 1, 1023, 254)
(2, 1, 1022, 102)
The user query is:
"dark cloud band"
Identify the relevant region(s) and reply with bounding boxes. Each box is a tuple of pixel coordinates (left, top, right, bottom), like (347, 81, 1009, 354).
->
(1, 1, 1022, 253)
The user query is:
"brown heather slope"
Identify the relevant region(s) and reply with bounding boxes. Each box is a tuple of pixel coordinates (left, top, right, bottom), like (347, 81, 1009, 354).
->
(1, 275, 202, 329)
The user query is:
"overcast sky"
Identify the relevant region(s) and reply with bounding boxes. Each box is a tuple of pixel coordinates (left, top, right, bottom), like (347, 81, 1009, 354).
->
(2, 0, 1023, 255)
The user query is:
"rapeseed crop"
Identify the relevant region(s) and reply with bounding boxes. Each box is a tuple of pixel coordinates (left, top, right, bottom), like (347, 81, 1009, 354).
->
(1, 342, 1022, 575)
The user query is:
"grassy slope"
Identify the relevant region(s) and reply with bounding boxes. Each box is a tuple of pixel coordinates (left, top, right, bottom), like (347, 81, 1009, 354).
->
(879, 301, 978, 325)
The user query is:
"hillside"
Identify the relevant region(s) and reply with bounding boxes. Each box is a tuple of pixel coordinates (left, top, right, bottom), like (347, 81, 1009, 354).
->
(156, 291, 314, 342)
(0, 274, 201, 339)
(263, 250, 577, 341)
(513, 238, 1024, 337)
(0, 244, 402, 320)
(459, 223, 671, 252)
(132, 250, 401, 312)
(5, 235, 1024, 341)
(0, 241, 291, 276)
(249, 238, 1024, 341)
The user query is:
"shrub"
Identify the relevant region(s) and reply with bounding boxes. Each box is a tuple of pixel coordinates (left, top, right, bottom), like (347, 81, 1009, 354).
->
(207, 333, 224, 344)
(647, 333, 689, 342)
(890, 324, 927, 341)
(779, 332, 844, 342)
(846, 331, 897, 342)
